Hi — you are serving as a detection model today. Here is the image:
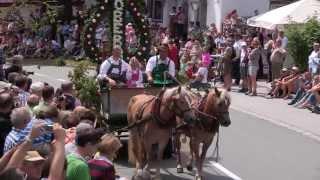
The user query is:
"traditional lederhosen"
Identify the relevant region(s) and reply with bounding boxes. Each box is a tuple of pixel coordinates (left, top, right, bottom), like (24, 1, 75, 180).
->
(106, 59, 126, 83)
(152, 56, 173, 86)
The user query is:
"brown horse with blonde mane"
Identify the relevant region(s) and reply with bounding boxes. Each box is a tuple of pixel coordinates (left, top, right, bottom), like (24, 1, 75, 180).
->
(175, 87, 231, 180)
(127, 86, 197, 180)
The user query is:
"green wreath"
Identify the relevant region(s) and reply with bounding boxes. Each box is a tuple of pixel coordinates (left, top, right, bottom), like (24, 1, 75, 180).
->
(83, 0, 151, 64)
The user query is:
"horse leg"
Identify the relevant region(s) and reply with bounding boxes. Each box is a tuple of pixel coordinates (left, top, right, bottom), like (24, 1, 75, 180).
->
(153, 135, 170, 180)
(192, 141, 202, 180)
(175, 132, 184, 173)
(187, 137, 194, 172)
(197, 143, 209, 180)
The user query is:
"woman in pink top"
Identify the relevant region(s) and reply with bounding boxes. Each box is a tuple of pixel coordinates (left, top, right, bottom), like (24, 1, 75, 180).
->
(126, 57, 143, 88)
(201, 46, 211, 67)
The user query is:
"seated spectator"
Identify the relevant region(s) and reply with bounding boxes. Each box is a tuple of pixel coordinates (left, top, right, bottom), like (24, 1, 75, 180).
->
(295, 75, 320, 109)
(269, 67, 299, 98)
(33, 85, 55, 117)
(288, 72, 313, 105)
(14, 75, 30, 107)
(280, 66, 301, 99)
(126, 57, 143, 88)
(66, 125, 103, 180)
(88, 134, 125, 180)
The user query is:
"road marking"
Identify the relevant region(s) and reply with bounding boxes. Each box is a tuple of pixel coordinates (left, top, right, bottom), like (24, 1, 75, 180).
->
(230, 105, 320, 142)
(210, 161, 242, 180)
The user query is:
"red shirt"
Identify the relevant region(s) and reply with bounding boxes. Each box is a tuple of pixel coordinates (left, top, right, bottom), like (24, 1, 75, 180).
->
(168, 45, 179, 70)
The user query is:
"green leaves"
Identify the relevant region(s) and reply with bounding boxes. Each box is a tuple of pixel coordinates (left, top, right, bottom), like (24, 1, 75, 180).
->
(68, 61, 101, 111)
(286, 18, 320, 71)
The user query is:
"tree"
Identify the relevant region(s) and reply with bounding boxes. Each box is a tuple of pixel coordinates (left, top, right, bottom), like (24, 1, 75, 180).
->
(286, 18, 320, 71)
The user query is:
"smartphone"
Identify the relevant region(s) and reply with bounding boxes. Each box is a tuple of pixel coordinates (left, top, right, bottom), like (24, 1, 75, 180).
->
(43, 124, 54, 132)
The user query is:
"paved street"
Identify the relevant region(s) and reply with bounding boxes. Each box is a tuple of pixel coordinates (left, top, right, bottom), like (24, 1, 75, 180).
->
(25, 65, 320, 180)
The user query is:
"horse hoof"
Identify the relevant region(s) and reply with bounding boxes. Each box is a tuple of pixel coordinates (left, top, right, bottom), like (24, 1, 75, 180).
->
(177, 167, 184, 173)
(186, 164, 193, 172)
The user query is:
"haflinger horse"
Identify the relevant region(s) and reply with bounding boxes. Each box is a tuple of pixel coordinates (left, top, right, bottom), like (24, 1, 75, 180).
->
(175, 87, 231, 180)
(127, 86, 197, 180)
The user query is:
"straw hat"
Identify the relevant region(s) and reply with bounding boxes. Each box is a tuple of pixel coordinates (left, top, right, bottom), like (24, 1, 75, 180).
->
(24, 151, 45, 162)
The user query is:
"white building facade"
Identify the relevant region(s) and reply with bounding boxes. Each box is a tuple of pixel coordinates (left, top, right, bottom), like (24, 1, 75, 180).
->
(146, 0, 270, 31)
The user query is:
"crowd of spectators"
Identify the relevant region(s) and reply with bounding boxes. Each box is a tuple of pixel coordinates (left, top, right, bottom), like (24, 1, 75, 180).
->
(0, 55, 127, 179)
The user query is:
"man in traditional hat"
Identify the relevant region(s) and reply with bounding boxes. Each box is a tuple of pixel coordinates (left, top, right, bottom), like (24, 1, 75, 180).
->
(146, 44, 176, 86)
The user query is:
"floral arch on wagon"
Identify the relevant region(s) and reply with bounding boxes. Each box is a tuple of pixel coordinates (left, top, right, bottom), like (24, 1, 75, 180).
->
(83, 0, 151, 64)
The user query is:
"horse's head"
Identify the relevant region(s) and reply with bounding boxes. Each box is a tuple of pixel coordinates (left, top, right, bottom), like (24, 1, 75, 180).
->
(207, 87, 231, 127)
(167, 86, 197, 124)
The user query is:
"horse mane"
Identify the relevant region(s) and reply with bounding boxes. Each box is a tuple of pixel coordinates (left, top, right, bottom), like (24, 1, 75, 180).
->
(217, 89, 231, 106)
(204, 88, 231, 114)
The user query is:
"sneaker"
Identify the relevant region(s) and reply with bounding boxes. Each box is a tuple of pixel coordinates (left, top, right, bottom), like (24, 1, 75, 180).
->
(245, 91, 252, 95)
(312, 106, 320, 114)
(288, 100, 297, 105)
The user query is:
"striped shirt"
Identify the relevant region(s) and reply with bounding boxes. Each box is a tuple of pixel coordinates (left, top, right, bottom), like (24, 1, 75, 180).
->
(88, 155, 116, 180)
(3, 118, 53, 153)
(18, 90, 30, 107)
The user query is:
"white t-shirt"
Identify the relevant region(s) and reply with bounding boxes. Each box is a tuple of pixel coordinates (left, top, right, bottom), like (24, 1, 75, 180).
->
(98, 57, 129, 80)
(281, 36, 288, 49)
(309, 50, 320, 73)
(197, 67, 208, 83)
(146, 55, 175, 77)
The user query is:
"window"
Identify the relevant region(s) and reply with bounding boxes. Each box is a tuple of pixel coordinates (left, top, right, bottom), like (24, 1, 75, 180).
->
(147, 0, 164, 22)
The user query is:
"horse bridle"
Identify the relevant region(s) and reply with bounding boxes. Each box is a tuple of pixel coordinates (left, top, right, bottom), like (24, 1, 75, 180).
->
(167, 93, 193, 118)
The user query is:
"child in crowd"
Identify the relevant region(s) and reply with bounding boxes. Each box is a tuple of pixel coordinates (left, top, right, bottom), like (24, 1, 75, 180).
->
(88, 134, 127, 180)
(126, 57, 144, 88)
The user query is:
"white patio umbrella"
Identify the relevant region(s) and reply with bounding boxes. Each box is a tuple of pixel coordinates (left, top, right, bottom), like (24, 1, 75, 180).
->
(247, 0, 320, 29)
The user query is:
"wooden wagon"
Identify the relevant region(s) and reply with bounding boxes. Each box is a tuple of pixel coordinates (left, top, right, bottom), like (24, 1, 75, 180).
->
(100, 86, 163, 136)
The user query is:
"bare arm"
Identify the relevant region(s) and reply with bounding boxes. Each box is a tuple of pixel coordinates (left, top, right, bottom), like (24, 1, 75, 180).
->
(5, 122, 44, 171)
(48, 124, 66, 180)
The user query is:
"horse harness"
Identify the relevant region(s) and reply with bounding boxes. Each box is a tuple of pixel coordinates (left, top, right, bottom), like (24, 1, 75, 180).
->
(193, 93, 220, 132)
(112, 89, 192, 134)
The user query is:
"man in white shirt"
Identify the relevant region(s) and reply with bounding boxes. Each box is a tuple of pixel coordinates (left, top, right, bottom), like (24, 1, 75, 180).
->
(146, 45, 175, 86)
(98, 47, 129, 87)
(278, 31, 288, 49)
(308, 42, 320, 76)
